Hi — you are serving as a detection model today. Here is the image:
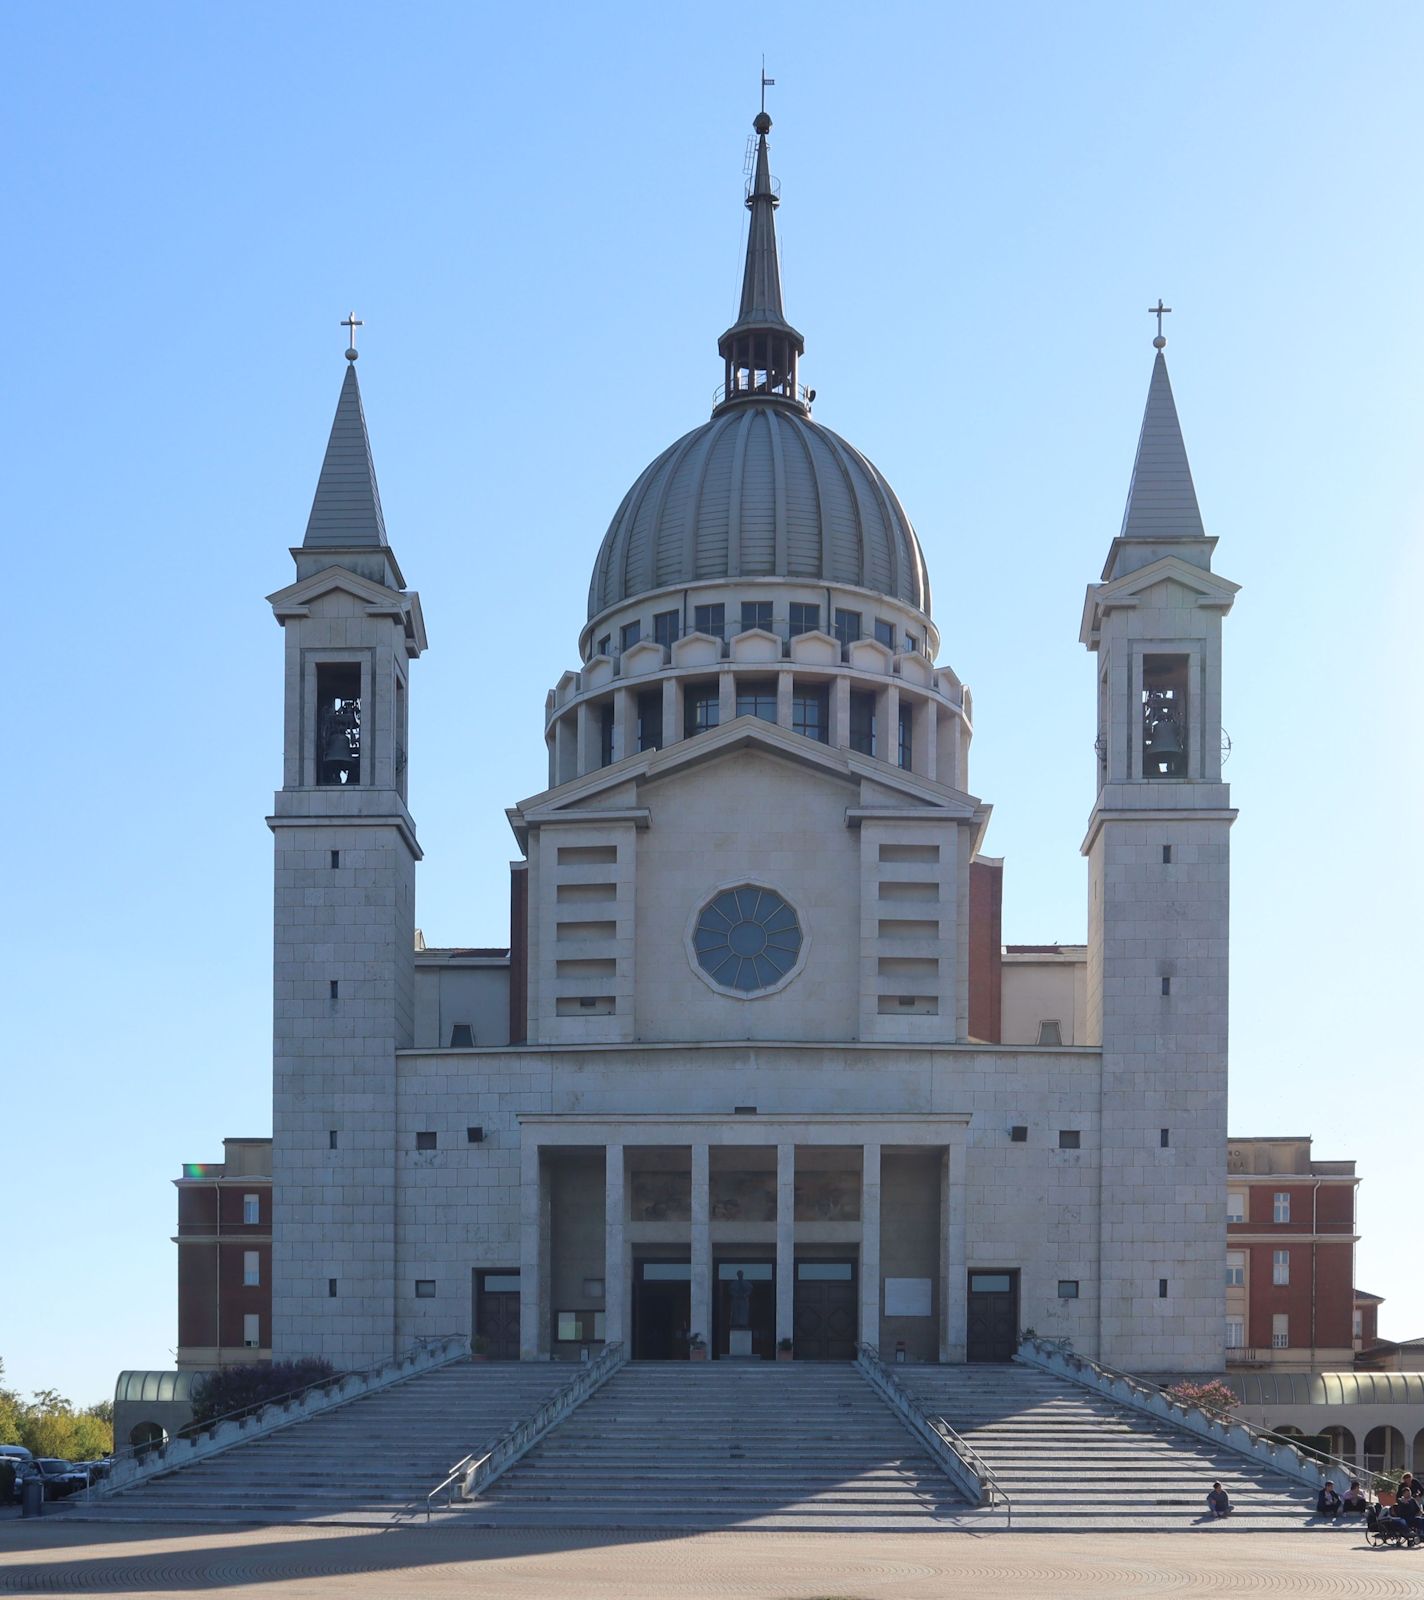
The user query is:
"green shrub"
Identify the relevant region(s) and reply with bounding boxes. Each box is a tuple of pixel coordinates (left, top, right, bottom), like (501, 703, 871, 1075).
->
(186, 1359, 339, 1432)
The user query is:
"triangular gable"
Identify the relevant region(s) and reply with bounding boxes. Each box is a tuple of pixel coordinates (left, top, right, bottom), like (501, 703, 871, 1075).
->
(513, 715, 983, 823)
(1081, 554, 1240, 645)
(267, 565, 427, 654)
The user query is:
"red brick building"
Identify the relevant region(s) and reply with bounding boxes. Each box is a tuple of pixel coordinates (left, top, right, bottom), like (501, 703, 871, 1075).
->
(174, 1137, 272, 1369)
(1225, 1136, 1359, 1371)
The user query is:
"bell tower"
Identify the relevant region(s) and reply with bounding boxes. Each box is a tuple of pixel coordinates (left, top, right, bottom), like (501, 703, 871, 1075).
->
(267, 327, 426, 1368)
(1082, 323, 1239, 1373)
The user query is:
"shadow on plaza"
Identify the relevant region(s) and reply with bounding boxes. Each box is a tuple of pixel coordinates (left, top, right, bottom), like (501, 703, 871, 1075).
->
(0, 1519, 689, 1593)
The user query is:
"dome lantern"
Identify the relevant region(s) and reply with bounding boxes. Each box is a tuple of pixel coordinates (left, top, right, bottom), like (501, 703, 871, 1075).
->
(715, 112, 807, 416)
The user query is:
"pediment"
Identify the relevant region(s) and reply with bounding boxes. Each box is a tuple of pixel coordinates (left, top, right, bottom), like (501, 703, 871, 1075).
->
(510, 716, 984, 844)
(268, 565, 426, 654)
(1080, 554, 1239, 646)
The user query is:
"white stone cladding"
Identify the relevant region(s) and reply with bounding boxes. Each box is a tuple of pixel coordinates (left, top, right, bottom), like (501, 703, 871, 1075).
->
(1081, 521, 1240, 1373)
(387, 1041, 1104, 1361)
(268, 564, 425, 1370)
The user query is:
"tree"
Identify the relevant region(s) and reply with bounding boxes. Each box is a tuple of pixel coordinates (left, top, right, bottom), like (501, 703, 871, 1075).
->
(187, 1359, 338, 1431)
(0, 1361, 114, 1459)
(0, 1359, 23, 1445)
(1164, 1378, 1239, 1414)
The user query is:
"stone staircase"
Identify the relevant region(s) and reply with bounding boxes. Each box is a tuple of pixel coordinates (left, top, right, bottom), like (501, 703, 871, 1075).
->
(77, 1361, 573, 1525)
(455, 1362, 971, 1530)
(897, 1363, 1331, 1532)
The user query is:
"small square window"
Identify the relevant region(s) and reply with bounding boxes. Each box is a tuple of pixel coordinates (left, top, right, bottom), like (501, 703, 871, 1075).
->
(1158, 1279, 1169, 1299)
(694, 603, 724, 640)
(448, 1023, 474, 1048)
(1058, 1130, 1081, 1150)
(328, 1278, 338, 1298)
(328, 1130, 338, 1150)
(788, 601, 820, 637)
(416, 1131, 436, 1151)
(415, 1280, 436, 1298)
(1058, 1280, 1080, 1299)
(330, 849, 340, 869)
(1009, 1125, 1028, 1143)
(1160, 1128, 1170, 1148)
(740, 600, 773, 634)
(467, 1126, 484, 1144)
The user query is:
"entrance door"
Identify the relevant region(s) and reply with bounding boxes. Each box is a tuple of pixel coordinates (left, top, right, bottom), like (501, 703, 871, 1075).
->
(793, 1260, 857, 1360)
(633, 1259, 692, 1359)
(475, 1270, 521, 1360)
(713, 1259, 775, 1359)
(966, 1270, 1019, 1362)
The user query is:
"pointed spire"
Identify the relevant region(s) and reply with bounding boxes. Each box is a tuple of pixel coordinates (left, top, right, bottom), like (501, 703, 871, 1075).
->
(715, 111, 806, 415)
(1118, 349, 1205, 542)
(736, 113, 795, 332)
(303, 360, 388, 550)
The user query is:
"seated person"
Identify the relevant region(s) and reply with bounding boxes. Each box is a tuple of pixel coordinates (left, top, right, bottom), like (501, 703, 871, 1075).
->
(1206, 1482, 1231, 1518)
(1317, 1483, 1342, 1517)
(1384, 1487, 1420, 1538)
(1340, 1482, 1370, 1515)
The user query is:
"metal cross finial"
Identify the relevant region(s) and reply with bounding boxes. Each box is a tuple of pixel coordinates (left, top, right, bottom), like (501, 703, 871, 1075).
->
(1149, 299, 1172, 349)
(760, 57, 775, 115)
(342, 311, 363, 362)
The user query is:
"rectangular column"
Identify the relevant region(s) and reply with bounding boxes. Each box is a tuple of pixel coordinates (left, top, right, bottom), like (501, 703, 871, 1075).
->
(719, 668, 736, 726)
(691, 1143, 711, 1349)
(776, 669, 794, 731)
(942, 1142, 967, 1361)
(832, 675, 851, 750)
(776, 1142, 795, 1349)
(860, 1142, 881, 1352)
(519, 1141, 542, 1360)
(604, 1143, 626, 1348)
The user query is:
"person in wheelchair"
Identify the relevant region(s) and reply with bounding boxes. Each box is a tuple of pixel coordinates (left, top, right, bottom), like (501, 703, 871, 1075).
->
(1384, 1485, 1422, 1542)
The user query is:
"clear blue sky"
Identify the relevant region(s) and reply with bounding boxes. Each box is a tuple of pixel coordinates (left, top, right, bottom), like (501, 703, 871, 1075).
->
(4, 1, 1420, 1406)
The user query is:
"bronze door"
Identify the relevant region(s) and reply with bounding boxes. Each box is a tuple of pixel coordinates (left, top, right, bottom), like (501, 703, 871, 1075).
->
(966, 1270, 1019, 1362)
(476, 1271, 521, 1360)
(792, 1260, 857, 1360)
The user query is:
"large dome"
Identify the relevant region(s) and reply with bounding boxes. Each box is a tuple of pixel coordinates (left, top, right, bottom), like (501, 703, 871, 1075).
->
(587, 401, 931, 620)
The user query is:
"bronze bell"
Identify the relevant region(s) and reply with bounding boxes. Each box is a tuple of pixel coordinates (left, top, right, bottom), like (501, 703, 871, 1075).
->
(322, 725, 352, 764)
(1148, 716, 1182, 757)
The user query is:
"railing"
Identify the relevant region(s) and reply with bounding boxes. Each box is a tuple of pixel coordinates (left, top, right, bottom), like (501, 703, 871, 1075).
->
(854, 1343, 1010, 1524)
(90, 1334, 469, 1500)
(1016, 1338, 1387, 1496)
(712, 378, 812, 410)
(425, 1342, 627, 1521)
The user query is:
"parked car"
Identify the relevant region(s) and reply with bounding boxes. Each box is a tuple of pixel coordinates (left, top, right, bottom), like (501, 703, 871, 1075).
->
(18, 1458, 89, 1501)
(0, 1447, 33, 1504)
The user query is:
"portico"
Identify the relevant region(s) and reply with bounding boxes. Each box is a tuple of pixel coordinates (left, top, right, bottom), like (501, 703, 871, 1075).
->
(517, 1114, 971, 1363)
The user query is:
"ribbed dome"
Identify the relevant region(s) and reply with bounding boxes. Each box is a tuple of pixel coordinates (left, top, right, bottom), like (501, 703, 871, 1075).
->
(587, 401, 931, 619)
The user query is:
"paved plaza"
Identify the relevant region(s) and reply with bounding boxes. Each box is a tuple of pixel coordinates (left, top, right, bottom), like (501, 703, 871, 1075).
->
(2, 1523, 1422, 1599)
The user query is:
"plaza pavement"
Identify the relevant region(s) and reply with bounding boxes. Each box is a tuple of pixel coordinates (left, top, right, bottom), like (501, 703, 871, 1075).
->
(1, 1521, 1423, 1598)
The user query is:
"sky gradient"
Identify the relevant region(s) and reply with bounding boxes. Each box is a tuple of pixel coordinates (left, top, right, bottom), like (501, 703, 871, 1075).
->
(4, 0, 1420, 1405)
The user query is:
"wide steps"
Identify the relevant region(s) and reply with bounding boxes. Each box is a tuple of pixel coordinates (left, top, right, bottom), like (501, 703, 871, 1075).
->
(456, 1363, 968, 1531)
(77, 1360, 573, 1525)
(896, 1362, 1338, 1532)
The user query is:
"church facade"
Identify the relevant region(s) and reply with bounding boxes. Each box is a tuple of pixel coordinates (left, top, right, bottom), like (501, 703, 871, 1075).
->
(266, 112, 1238, 1378)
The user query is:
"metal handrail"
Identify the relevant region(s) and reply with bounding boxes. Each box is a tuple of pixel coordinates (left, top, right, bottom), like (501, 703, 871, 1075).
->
(1017, 1338, 1388, 1496)
(855, 1343, 1011, 1525)
(426, 1342, 627, 1521)
(88, 1333, 467, 1496)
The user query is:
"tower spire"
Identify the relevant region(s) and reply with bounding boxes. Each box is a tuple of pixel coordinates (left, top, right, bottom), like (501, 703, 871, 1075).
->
(1118, 340, 1205, 544)
(715, 108, 806, 414)
(303, 353, 388, 551)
